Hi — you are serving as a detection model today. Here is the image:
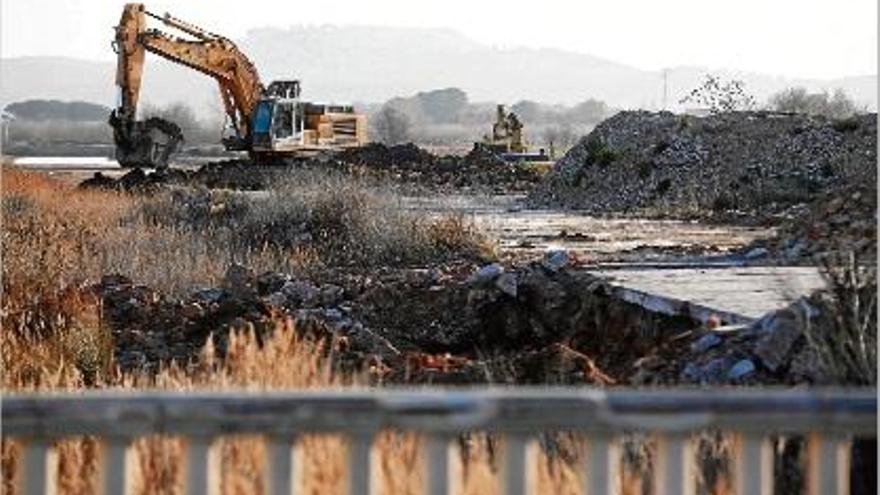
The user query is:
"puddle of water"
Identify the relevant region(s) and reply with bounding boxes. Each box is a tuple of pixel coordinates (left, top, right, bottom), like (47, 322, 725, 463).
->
(11, 156, 120, 169)
(399, 194, 772, 259)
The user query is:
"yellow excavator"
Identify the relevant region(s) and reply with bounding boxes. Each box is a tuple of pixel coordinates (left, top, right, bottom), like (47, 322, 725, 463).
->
(110, 3, 367, 168)
(475, 105, 548, 163)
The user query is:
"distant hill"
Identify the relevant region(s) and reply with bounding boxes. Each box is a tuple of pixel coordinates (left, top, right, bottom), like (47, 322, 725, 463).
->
(5, 99, 110, 121)
(2, 26, 875, 117)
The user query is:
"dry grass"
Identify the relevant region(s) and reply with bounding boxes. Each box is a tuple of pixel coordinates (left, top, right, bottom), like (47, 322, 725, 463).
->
(1, 316, 594, 495)
(0, 167, 579, 495)
(804, 251, 877, 385)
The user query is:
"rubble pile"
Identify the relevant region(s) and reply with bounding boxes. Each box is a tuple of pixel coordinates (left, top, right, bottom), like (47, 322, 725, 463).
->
(743, 184, 877, 263)
(94, 254, 696, 383)
(649, 282, 876, 386)
(80, 143, 544, 193)
(530, 111, 877, 223)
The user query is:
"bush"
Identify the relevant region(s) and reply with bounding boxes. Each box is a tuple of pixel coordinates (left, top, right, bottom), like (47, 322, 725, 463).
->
(804, 252, 877, 385)
(680, 75, 757, 113)
(831, 116, 861, 133)
(370, 105, 412, 145)
(770, 87, 859, 119)
(584, 138, 617, 168)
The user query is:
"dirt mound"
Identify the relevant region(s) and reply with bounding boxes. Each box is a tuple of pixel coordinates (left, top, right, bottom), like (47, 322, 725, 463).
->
(529, 111, 877, 223)
(338, 142, 436, 168)
(79, 160, 290, 192)
(80, 143, 543, 193)
(94, 256, 698, 384)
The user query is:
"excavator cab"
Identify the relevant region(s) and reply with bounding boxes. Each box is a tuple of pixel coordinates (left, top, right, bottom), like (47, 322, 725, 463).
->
(251, 80, 304, 156)
(250, 80, 366, 159)
(249, 100, 301, 150)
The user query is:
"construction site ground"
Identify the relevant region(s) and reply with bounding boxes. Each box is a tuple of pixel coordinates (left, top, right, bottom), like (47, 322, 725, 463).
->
(11, 156, 826, 324)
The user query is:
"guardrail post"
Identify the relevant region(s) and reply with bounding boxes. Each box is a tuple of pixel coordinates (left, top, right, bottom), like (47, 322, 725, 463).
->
(584, 433, 618, 495)
(732, 433, 772, 495)
(186, 435, 219, 495)
(266, 434, 298, 495)
(653, 433, 695, 495)
(806, 433, 851, 495)
(99, 436, 133, 495)
(348, 432, 375, 495)
(425, 434, 451, 495)
(502, 433, 535, 495)
(19, 438, 56, 495)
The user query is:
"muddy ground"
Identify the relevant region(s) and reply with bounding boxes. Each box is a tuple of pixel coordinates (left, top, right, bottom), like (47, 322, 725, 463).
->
(8, 129, 871, 390)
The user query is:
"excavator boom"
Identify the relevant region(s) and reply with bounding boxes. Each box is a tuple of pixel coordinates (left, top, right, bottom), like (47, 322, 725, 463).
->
(110, 3, 263, 167)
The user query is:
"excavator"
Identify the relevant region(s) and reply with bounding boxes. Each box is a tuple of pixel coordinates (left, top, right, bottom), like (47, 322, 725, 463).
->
(110, 3, 367, 168)
(475, 105, 549, 163)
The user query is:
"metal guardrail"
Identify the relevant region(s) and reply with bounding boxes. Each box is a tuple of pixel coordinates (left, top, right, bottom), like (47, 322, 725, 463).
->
(2, 388, 876, 495)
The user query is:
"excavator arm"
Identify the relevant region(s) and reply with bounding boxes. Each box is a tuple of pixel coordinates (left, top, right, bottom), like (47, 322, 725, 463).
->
(110, 3, 264, 167)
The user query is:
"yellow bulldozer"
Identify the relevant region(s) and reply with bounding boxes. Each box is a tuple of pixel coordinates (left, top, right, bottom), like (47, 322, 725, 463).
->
(475, 105, 548, 163)
(110, 4, 367, 168)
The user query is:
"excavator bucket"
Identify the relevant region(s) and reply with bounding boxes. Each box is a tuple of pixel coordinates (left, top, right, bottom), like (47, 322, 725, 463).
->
(110, 112, 183, 168)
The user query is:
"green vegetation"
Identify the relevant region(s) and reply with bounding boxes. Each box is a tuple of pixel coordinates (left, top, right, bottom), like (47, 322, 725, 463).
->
(584, 138, 617, 168)
(770, 87, 860, 119)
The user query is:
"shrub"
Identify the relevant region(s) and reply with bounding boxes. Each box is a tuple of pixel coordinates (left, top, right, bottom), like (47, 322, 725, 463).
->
(584, 138, 617, 168)
(804, 251, 877, 385)
(831, 116, 861, 133)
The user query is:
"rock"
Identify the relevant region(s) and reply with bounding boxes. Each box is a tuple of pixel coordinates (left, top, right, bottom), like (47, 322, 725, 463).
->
(222, 264, 257, 299)
(265, 291, 288, 308)
(784, 239, 807, 261)
(190, 287, 224, 305)
(323, 308, 344, 321)
(495, 273, 518, 297)
(542, 250, 570, 272)
(744, 247, 769, 260)
(320, 285, 345, 306)
(788, 346, 827, 383)
(469, 263, 503, 283)
(691, 333, 722, 353)
(752, 308, 803, 372)
(100, 274, 133, 287)
(682, 356, 732, 384)
(728, 359, 756, 380)
(257, 272, 289, 295)
(179, 302, 204, 320)
(281, 280, 320, 307)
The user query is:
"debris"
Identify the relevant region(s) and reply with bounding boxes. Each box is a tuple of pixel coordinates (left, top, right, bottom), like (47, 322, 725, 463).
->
(752, 308, 804, 372)
(470, 263, 504, 283)
(494, 272, 518, 297)
(728, 359, 756, 380)
(744, 247, 768, 260)
(691, 333, 722, 353)
(222, 263, 257, 299)
(542, 249, 570, 272)
(281, 280, 320, 307)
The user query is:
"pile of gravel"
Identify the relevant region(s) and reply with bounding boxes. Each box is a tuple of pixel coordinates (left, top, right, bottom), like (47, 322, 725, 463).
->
(529, 111, 877, 223)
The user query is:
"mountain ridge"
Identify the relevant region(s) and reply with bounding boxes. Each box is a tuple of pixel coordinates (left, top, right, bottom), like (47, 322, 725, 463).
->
(2, 25, 875, 117)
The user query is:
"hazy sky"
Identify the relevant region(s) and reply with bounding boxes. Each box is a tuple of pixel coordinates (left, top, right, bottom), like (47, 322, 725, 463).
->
(2, 0, 877, 79)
